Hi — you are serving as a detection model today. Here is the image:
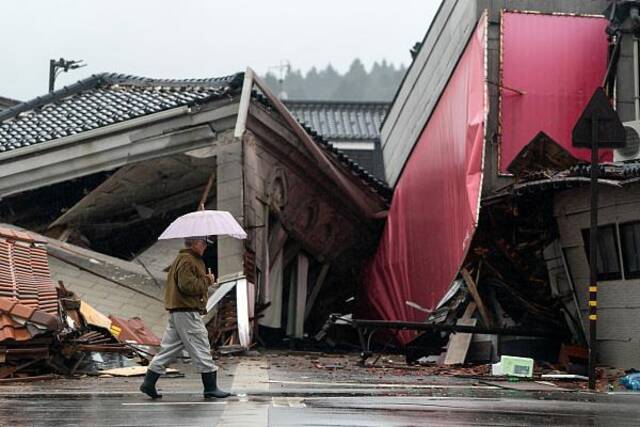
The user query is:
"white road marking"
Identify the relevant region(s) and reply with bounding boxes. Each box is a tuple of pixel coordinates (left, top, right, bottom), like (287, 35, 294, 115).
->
(272, 397, 306, 408)
(267, 380, 498, 389)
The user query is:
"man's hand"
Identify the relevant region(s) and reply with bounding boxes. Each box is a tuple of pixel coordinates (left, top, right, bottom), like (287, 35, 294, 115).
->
(206, 273, 216, 286)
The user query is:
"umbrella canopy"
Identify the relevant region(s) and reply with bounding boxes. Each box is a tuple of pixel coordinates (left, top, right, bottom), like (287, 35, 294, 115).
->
(158, 210, 247, 240)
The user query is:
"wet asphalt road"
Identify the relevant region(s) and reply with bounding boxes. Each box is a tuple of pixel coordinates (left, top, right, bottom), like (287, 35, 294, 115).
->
(1, 390, 640, 426)
(2, 354, 640, 426)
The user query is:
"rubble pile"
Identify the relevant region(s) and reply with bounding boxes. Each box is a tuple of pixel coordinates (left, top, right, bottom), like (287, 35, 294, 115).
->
(403, 190, 581, 368)
(0, 227, 159, 383)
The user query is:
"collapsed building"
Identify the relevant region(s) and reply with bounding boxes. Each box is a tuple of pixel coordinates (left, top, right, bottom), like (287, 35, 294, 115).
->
(361, 0, 640, 369)
(0, 70, 390, 358)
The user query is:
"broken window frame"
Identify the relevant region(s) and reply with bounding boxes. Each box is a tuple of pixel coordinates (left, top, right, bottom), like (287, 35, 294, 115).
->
(581, 224, 623, 281)
(619, 221, 640, 280)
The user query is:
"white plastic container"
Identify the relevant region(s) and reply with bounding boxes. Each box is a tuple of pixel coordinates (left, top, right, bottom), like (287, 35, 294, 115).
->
(498, 355, 534, 378)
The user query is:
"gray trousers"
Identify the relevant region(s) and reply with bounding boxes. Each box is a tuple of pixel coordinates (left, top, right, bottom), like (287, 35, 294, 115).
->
(148, 311, 217, 374)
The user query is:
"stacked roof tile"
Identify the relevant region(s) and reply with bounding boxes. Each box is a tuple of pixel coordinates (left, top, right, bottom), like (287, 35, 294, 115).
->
(0, 227, 59, 342)
(0, 73, 243, 151)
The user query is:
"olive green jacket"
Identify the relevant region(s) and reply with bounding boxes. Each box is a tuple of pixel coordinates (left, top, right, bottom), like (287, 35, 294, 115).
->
(164, 249, 211, 312)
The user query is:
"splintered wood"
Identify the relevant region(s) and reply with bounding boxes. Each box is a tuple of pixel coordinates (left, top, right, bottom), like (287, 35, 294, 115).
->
(460, 268, 492, 328)
(444, 302, 477, 365)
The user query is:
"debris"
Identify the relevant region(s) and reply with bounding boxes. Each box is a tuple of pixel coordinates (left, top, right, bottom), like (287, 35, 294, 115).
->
(620, 373, 640, 391)
(315, 363, 345, 370)
(444, 303, 477, 365)
(98, 366, 179, 377)
(79, 301, 112, 330)
(483, 380, 569, 392)
(0, 374, 56, 384)
(492, 355, 534, 378)
(460, 268, 493, 327)
(108, 316, 161, 346)
(491, 361, 504, 376)
(558, 344, 588, 375)
(217, 345, 246, 356)
(416, 355, 440, 365)
(541, 373, 588, 381)
(0, 228, 161, 382)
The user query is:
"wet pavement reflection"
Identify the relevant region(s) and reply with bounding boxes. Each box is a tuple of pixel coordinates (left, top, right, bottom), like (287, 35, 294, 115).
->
(1, 390, 639, 426)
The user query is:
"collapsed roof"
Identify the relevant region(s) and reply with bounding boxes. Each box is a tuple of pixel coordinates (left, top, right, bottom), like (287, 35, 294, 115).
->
(0, 72, 389, 203)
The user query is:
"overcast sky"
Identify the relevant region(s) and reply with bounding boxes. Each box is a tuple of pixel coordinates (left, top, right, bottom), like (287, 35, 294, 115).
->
(0, 1, 440, 101)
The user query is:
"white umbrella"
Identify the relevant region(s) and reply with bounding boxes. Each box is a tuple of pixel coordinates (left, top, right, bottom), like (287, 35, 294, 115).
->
(158, 210, 247, 240)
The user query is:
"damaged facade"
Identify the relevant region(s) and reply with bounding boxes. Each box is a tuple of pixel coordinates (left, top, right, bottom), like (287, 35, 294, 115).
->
(363, 0, 640, 370)
(0, 69, 389, 364)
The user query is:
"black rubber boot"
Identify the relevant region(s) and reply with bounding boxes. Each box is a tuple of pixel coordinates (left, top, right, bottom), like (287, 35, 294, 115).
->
(202, 371, 231, 399)
(140, 370, 162, 399)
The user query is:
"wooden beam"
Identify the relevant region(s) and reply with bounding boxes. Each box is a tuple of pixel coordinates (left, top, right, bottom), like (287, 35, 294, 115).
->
(294, 253, 309, 339)
(461, 268, 493, 328)
(444, 302, 477, 365)
(198, 173, 215, 210)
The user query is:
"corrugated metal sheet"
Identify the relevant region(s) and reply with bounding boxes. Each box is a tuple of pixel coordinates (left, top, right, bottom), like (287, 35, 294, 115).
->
(109, 316, 161, 346)
(363, 14, 487, 344)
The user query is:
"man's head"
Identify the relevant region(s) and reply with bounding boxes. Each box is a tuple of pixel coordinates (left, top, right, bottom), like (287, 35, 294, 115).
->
(184, 236, 212, 256)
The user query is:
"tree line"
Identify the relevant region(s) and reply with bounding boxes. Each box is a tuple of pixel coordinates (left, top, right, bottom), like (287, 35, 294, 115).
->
(263, 59, 407, 102)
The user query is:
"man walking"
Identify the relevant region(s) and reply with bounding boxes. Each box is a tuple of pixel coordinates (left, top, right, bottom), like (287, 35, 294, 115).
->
(140, 236, 231, 399)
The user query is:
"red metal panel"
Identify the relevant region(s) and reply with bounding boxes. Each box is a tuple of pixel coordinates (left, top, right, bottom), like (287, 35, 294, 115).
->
(109, 316, 161, 346)
(362, 16, 487, 344)
(500, 12, 610, 172)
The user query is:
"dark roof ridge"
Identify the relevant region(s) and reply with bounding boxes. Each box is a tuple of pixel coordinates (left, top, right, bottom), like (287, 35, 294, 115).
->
(0, 73, 105, 121)
(0, 72, 244, 122)
(283, 99, 390, 107)
(299, 122, 392, 200)
(100, 72, 244, 88)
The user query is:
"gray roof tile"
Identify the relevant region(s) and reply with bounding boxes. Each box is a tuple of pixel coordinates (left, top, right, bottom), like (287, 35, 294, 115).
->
(284, 100, 388, 141)
(0, 73, 243, 152)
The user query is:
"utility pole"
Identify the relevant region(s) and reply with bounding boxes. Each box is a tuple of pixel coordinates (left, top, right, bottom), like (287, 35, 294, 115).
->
(267, 60, 291, 99)
(572, 87, 625, 390)
(49, 58, 86, 92)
